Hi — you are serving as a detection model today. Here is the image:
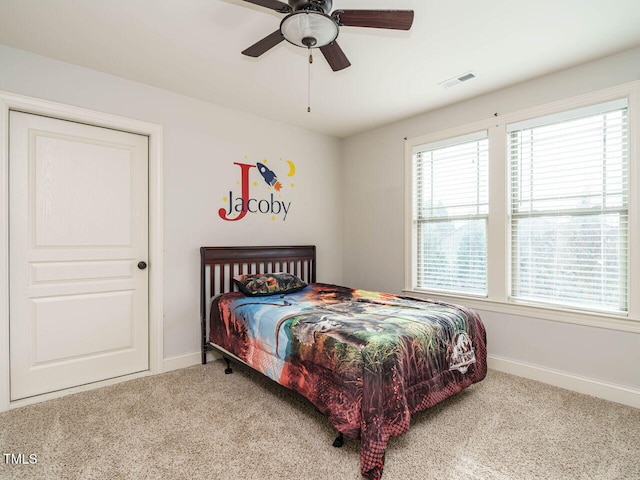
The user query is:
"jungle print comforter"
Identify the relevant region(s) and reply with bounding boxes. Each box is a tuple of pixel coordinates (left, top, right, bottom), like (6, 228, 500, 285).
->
(210, 283, 487, 479)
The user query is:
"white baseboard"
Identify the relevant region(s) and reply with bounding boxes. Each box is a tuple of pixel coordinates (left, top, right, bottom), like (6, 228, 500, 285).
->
(163, 351, 639, 409)
(163, 350, 219, 372)
(488, 354, 640, 409)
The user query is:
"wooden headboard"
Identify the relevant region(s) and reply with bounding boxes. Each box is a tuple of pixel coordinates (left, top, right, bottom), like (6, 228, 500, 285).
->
(199, 245, 316, 363)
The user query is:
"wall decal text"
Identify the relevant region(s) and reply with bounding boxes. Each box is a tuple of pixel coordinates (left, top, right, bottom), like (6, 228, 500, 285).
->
(218, 159, 295, 222)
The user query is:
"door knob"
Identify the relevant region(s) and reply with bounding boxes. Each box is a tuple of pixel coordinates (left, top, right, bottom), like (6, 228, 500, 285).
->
(137, 261, 147, 270)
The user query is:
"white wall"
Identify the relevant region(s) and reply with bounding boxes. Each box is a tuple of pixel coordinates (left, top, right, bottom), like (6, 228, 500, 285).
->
(341, 47, 640, 404)
(0, 44, 343, 362)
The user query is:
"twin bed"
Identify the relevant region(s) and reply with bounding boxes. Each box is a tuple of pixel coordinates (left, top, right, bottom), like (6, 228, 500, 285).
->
(200, 245, 487, 479)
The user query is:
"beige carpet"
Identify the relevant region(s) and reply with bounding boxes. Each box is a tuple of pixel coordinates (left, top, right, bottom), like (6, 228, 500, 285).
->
(1, 361, 638, 480)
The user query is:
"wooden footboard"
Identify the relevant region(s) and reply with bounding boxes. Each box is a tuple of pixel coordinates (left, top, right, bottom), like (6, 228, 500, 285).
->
(200, 246, 316, 364)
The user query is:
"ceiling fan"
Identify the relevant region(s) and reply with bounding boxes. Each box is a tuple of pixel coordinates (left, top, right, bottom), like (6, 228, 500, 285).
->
(240, 0, 414, 71)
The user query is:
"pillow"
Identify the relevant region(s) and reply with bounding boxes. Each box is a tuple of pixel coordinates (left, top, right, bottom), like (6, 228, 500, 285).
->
(233, 272, 307, 297)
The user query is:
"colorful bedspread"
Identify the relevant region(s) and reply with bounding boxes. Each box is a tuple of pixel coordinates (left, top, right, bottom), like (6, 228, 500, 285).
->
(210, 283, 487, 479)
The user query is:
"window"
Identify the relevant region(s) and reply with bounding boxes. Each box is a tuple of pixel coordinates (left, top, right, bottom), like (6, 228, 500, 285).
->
(412, 131, 489, 296)
(508, 100, 628, 314)
(406, 83, 638, 328)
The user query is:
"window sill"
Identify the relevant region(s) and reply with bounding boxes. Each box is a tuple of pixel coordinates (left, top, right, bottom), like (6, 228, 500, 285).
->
(402, 289, 640, 333)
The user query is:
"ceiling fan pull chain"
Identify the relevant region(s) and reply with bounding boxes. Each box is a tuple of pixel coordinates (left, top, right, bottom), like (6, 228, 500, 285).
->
(307, 47, 313, 113)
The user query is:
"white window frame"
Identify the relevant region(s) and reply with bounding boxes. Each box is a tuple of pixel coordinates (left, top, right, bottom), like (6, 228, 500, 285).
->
(411, 130, 489, 297)
(404, 81, 640, 333)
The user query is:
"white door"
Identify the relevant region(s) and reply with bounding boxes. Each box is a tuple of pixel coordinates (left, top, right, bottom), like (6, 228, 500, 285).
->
(9, 111, 149, 401)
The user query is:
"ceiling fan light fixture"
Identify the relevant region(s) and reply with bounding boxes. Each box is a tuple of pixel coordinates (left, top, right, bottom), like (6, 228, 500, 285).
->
(280, 11, 338, 48)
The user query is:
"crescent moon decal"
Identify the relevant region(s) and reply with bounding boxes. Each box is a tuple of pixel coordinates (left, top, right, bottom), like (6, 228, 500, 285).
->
(286, 159, 296, 177)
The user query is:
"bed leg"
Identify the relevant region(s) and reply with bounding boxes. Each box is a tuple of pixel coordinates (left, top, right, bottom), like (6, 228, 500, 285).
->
(223, 357, 233, 375)
(332, 432, 344, 448)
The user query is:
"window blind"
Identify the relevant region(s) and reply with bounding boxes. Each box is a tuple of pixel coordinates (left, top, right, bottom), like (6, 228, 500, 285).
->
(413, 131, 488, 295)
(508, 100, 629, 313)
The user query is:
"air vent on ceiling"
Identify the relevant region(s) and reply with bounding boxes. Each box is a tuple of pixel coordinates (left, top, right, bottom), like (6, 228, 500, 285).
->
(438, 71, 476, 88)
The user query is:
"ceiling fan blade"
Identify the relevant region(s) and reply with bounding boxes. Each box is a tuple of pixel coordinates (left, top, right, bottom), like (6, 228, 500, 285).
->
(336, 10, 414, 30)
(320, 42, 351, 72)
(242, 30, 284, 57)
(241, 0, 292, 13)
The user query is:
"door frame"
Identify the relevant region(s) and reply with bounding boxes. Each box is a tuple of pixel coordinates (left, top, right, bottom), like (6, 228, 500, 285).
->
(0, 91, 164, 411)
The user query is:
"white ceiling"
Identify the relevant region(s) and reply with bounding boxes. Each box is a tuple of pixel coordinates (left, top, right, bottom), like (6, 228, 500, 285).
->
(1, 0, 640, 138)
